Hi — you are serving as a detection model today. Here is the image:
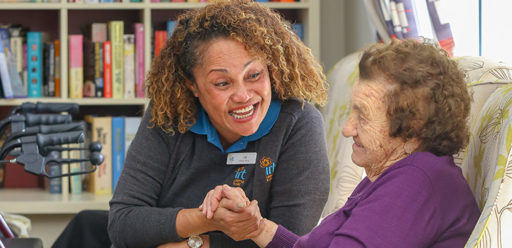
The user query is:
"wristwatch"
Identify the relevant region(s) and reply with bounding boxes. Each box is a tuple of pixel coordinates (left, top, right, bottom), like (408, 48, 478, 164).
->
(187, 235, 203, 248)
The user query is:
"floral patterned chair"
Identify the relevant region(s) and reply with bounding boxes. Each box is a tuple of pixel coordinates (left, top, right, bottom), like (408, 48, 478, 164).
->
(320, 51, 364, 217)
(321, 54, 512, 248)
(458, 56, 512, 248)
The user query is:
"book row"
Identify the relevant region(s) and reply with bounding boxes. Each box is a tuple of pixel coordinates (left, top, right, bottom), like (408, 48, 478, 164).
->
(0, 19, 302, 100)
(0, 20, 177, 99)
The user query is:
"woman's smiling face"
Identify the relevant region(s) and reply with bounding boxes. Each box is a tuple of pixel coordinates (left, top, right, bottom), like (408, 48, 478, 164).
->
(189, 38, 272, 148)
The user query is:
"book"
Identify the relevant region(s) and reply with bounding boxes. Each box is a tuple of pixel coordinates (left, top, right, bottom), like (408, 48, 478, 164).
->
(43, 151, 62, 194)
(134, 23, 145, 98)
(166, 20, 177, 39)
(89, 23, 107, 43)
(85, 115, 112, 195)
(61, 145, 69, 198)
(69, 34, 83, 98)
(111, 116, 125, 191)
(123, 34, 135, 99)
(94, 42, 104, 97)
(27, 32, 44, 97)
(154, 30, 167, 59)
(54, 39, 61, 97)
(108, 21, 124, 99)
(83, 39, 96, 97)
(43, 41, 55, 97)
(69, 143, 83, 194)
(291, 23, 303, 41)
(103, 41, 112, 98)
(8, 25, 24, 82)
(0, 28, 26, 98)
(0, 31, 13, 98)
(47, 163, 62, 194)
(22, 43, 28, 94)
(124, 116, 141, 153)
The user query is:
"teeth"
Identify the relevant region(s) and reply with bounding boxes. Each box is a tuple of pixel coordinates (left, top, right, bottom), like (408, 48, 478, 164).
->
(232, 105, 254, 114)
(230, 105, 255, 119)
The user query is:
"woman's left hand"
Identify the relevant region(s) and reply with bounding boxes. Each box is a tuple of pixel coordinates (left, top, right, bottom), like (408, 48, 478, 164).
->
(200, 184, 250, 219)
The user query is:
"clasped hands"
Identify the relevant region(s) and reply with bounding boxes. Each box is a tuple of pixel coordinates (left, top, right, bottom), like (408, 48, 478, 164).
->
(200, 184, 265, 241)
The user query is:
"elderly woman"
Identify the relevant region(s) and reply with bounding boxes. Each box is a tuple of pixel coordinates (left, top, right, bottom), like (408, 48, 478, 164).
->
(105, 1, 330, 248)
(203, 39, 480, 248)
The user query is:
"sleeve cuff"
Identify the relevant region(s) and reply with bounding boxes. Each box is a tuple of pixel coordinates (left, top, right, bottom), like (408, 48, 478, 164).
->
(266, 225, 299, 248)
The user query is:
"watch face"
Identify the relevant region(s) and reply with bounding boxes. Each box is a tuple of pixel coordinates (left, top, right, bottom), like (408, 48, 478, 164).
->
(188, 235, 203, 248)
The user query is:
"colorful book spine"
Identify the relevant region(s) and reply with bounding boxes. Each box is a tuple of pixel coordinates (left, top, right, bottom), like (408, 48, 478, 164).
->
(103, 41, 112, 98)
(91, 23, 107, 43)
(85, 115, 113, 195)
(22, 43, 28, 94)
(111, 116, 125, 191)
(9, 29, 23, 79)
(0, 28, 26, 98)
(109, 21, 124, 99)
(134, 23, 145, 98)
(83, 39, 96, 97)
(291, 23, 303, 41)
(44, 42, 55, 97)
(166, 20, 177, 39)
(94, 42, 104, 97)
(68, 34, 83, 98)
(48, 164, 62, 194)
(27, 32, 43, 97)
(69, 143, 83, 194)
(154, 30, 167, 59)
(0, 30, 13, 98)
(54, 40, 61, 97)
(123, 34, 135, 99)
(124, 116, 141, 155)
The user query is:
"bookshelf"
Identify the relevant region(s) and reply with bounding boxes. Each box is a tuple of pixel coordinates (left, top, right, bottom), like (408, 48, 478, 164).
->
(0, 1, 320, 246)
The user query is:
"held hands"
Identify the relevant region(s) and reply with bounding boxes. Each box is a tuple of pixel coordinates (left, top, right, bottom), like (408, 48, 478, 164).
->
(200, 184, 265, 241)
(200, 184, 250, 218)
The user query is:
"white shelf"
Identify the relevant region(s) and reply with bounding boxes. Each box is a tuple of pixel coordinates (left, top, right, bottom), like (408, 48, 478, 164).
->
(0, 97, 148, 106)
(0, 188, 110, 214)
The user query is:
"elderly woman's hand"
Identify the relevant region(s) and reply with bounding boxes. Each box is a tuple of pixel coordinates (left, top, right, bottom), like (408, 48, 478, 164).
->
(200, 184, 250, 219)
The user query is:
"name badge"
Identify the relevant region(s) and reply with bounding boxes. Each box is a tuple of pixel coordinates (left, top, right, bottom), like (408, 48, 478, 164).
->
(227, 152, 257, 165)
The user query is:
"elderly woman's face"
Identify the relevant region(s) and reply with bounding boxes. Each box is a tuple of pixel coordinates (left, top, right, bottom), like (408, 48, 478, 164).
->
(342, 80, 407, 177)
(189, 38, 272, 147)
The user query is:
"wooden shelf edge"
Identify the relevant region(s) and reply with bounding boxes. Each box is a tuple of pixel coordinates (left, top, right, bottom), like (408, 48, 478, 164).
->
(0, 97, 148, 106)
(0, 188, 111, 214)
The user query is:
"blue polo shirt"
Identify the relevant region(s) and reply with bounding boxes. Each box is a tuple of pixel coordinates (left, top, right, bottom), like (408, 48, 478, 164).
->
(190, 100, 281, 153)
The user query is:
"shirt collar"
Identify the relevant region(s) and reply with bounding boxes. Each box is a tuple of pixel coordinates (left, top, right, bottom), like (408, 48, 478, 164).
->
(190, 100, 281, 153)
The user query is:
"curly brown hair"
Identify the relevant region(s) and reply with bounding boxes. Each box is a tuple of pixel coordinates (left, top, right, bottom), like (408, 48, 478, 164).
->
(146, 0, 327, 134)
(358, 39, 471, 156)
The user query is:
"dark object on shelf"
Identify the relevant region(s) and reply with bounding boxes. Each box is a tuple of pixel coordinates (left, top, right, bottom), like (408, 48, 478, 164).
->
(0, 101, 104, 178)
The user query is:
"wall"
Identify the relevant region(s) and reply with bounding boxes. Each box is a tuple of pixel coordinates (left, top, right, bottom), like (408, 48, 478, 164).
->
(320, 0, 375, 73)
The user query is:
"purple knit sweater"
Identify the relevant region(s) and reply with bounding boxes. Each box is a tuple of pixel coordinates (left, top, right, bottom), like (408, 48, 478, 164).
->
(267, 152, 480, 248)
